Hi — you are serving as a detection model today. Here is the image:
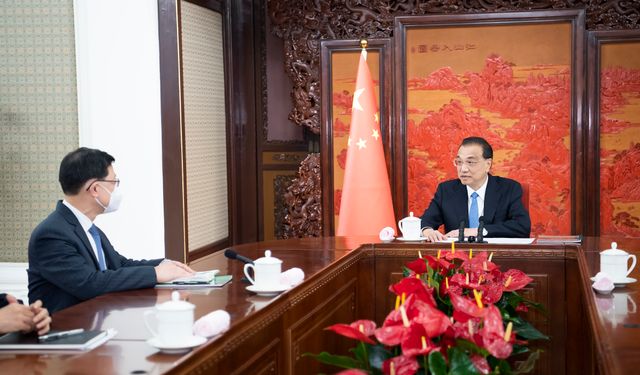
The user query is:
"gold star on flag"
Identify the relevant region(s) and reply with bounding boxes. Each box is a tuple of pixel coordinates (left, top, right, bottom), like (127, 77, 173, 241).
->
(374, 113, 379, 123)
(352, 88, 365, 112)
(371, 129, 379, 140)
(357, 138, 367, 149)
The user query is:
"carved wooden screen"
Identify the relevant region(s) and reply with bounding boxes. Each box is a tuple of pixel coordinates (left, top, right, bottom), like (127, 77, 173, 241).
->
(320, 39, 393, 235)
(393, 11, 585, 236)
(588, 30, 640, 237)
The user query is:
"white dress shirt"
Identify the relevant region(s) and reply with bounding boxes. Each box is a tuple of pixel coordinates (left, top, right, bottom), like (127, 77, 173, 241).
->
(62, 200, 101, 261)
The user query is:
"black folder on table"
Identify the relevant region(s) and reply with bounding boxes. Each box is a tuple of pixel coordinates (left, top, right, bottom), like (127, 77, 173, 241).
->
(0, 330, 108, 350)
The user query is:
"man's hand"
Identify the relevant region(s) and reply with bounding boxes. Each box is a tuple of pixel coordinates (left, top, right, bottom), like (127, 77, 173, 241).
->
(163, 259, 196, 274)
(0, 294, 34, 334)
(445, 228, 478, 238)
(155, 261, 195, 283)
(29, 300, 51, 335)
(422, 228, 446, 242)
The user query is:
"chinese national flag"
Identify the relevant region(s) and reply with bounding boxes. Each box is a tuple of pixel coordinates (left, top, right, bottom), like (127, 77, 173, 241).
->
(337, 49, 397, 236)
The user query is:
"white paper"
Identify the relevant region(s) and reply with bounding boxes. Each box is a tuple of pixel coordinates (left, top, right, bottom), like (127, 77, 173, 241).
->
(485, 238, 535, 244)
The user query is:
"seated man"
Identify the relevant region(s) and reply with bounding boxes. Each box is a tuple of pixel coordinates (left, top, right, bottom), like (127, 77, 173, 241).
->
(0, 293, 51, 335)
(420, 136, 531, 241)
(28, 147, 195, 313)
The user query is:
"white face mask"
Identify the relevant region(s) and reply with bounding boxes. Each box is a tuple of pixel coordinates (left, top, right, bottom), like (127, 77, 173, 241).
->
(95, 183, 123, 213)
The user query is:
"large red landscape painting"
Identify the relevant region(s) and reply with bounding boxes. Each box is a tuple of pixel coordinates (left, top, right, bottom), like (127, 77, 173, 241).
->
(599, 42, 640, 237)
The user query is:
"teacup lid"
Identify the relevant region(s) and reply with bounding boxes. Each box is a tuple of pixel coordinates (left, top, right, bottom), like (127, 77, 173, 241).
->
(601, 242, 628, 256)
(157, 291, 195, 311)
(254, 250, 282, 265)
(402, 212, 420, 222)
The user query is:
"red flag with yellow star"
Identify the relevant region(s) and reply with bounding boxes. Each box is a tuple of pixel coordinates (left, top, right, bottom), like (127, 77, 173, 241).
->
(337, 49, 397, 236)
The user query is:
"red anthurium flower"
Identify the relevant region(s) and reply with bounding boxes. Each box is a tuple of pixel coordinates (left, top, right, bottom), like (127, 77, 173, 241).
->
(389, 277, 436, 307)
(413, 300, 451, 338)
(449, 291, 485, 323)
(424, 255, 453, 274)
(336, 370, 369, 375)
(382, 355, 420, 375)
(443, 251, 469, 262)
(325, 320, 377, 344)
(516, 303, 529, 312)
(479, 305, 513, 359)
(406, 258, 428, 275)
(502, 269, 533, 291)
(470, 354, 491, 374)
(478, 281, 503, 305)
(401, 322, 437, 357)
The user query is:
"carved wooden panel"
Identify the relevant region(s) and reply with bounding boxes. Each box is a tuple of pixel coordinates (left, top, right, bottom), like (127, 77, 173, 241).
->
(283, 153, 321, 238)
(268, 0, 640, 134)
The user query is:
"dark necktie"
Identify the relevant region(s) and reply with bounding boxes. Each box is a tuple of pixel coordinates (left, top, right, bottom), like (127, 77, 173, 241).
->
(88, 225, 107, 271)
(469, 192, 479, 228)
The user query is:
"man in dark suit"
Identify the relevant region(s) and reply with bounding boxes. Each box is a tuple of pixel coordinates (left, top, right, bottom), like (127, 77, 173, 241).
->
(28, 147, 195, 313)
(420, 137, 531, 241)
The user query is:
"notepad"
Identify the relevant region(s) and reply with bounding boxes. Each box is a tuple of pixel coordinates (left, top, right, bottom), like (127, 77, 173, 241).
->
(0, 330, 110, 351)
(171, 269, 219, 283)
(156, 274, 233, 289)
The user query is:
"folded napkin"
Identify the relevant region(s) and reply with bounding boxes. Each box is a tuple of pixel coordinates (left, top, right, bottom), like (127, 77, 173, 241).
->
(592, 271, 615, 294)
(192, 310, 230, 338)
(279, 267, 305, 287)
(379, 226, 395, 241)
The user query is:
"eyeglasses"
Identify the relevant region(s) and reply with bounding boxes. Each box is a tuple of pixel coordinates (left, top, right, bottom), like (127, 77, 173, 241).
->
(453, 159, 487, 169)
(86, 178, 121, 191)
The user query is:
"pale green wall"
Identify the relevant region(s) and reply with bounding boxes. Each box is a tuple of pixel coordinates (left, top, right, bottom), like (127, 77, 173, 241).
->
(0, 1, 78, 261)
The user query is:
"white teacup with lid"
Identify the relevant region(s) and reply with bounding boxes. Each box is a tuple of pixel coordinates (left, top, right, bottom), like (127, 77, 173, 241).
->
(600, 242, 637, 283)
(398, 212, 422, 240)
(144, 291, 195, 345)
(244, 250, 282, 290)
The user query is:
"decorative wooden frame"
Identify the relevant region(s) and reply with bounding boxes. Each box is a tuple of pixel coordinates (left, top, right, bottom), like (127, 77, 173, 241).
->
(319, 39, 393, 236)
(586, 29, 640, 236)
(393, 10, 586, 234)
(157, 0, 233, 261)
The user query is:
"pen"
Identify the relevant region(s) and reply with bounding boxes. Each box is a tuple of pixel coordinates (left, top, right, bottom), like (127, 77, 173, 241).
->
(39, 328, 85, 342)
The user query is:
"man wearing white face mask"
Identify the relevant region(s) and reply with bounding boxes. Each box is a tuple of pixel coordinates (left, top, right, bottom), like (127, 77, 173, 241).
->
(28, 147, 195, 313)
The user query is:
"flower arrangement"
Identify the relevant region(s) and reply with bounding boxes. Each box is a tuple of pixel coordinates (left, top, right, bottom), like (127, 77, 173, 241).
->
(308, 245, 548, 374)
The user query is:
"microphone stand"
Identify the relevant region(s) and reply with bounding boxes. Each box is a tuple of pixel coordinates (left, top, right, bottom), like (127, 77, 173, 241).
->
(475, 216, 487, 243)
(456, 220, 466, 243)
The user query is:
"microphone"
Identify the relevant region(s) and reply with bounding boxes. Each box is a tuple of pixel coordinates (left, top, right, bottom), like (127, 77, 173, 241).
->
(224, 249, 254, 264)
(457, 220, 466, 243)
(476, 216, 487, 243)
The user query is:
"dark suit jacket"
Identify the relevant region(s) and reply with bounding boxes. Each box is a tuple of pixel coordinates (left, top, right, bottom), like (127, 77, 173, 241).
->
(28, 201, 162, 314)
(419, 175, 531, 238)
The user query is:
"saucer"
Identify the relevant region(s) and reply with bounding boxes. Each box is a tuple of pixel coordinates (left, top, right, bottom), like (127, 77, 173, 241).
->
(590, 276, 637, 287)
(246, 284, 290, 297)
(396, 236, 428, 242)
(147, 335, 207, 354)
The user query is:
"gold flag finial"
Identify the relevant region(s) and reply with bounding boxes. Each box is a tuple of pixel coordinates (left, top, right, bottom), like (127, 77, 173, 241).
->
(360, 39, 368, 49)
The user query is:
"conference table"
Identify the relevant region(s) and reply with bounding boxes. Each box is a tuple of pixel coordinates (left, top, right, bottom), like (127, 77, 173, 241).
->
(1, 236, 639, 374)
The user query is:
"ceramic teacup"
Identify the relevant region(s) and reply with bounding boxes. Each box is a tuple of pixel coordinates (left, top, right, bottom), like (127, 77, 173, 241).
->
(398, 212, 421, 240)
(243, 250, 282, 290)
(144, 291, 195, 345)
(600, 242, 637, 283)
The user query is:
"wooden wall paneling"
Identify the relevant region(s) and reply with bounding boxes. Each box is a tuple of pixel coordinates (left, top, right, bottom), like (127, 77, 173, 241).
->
(319, 39, 393, 236)
(586, 30, 640, 237)
(393, 10, 586, 235)
(158, 0, 187, 262)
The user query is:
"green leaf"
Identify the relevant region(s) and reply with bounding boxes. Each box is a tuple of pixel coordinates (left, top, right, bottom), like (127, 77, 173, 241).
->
(428, 351, 447, 375)
(303, 352, 363, 369)
(510, 318, 549, 341)
(512, 350, 541, 374)
(403, 267, 411, 278)
(495, 359, 511, 374)
(447, 347, 480, 375)
(454, 339, 489, 357)
(368, 344, 392, 371)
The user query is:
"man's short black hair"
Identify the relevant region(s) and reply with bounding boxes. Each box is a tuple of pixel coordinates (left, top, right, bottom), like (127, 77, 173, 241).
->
(59, 147, 115, 195)
(461, 136, 493, 159)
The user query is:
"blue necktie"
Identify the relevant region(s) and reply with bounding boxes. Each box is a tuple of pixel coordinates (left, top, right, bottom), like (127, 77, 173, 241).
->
(88, 225, 107, 271)
(469, 192, 479, 228)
